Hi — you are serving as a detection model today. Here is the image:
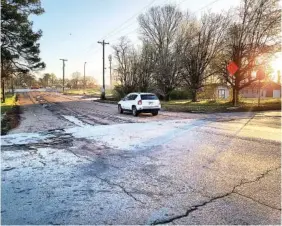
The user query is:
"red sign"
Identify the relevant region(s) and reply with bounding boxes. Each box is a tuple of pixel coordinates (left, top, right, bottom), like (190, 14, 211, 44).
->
(227, 61, 239, 76)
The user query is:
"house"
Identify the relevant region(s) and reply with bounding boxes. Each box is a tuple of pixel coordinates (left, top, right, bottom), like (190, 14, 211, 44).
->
(198, 83, 230, 99)
(240, 81, 281, 98)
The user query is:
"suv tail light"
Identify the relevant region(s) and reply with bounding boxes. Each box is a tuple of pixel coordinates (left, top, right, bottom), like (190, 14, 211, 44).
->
(138, 100, 142, 105)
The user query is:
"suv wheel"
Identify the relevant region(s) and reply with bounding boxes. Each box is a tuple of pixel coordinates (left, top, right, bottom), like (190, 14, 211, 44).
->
(118, 104, 123, 114)
(152, 111, 158, 116)
(132, 106, 139, 117)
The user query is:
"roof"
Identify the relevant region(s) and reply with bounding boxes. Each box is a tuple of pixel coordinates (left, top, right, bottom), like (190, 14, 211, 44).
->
(204, 83, 230, 88)
(242, 81, 281, 89)
(129, 92, 156, 95)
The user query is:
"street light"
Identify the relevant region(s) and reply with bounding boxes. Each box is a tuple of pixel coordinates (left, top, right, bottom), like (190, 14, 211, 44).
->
(84, 62, 87, 94)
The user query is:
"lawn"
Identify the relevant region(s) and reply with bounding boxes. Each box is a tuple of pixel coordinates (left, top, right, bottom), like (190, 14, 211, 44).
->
(1, 93, 17, 116)
(64, 88, 113, 96)
(1, 93, 20, 135)
(162, 98, 281, 113)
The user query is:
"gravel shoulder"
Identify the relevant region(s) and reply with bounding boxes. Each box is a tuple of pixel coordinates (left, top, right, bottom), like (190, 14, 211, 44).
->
(9, 92, 72, 133)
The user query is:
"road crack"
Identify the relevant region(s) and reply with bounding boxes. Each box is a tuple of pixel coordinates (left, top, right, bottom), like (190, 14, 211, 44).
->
(153, 167, 281, 225)
(93, 175, 145, 205)
(234, 191, 281, 211)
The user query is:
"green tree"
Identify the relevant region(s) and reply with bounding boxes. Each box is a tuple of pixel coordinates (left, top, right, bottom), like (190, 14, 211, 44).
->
(1, 0, 45, 102)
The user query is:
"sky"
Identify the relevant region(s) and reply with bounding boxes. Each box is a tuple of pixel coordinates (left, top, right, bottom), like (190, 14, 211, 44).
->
(31, 0, 242, 85)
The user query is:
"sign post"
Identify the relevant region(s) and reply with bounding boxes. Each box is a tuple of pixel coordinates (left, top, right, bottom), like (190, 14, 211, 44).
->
(256, 69, 265, 107)
(227, 61, 239, 106)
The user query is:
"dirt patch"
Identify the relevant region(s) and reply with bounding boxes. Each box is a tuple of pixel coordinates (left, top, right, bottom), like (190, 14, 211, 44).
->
(1, 95, 21, 135)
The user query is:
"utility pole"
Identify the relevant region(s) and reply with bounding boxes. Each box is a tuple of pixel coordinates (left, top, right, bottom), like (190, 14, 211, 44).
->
(108, 55, 112, 88)
(98, 40, 109, 100)
(84, 62, 87, 94)
(60, 59, 67, 93)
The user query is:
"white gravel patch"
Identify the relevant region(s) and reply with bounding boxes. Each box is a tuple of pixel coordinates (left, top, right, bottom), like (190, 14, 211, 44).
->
(1, 132, 53, 146)
(65, 119, 197, 150)
(62, 115, 88, 127)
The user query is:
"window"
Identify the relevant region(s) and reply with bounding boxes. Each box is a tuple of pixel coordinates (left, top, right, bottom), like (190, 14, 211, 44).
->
(141, 94, 158, 100)
(128, 94, 137, 100)
(218, 89, 225, 99)
(124, 94, 131, 100)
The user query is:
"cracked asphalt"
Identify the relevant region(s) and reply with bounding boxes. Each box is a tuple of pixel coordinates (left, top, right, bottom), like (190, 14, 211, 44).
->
(1, 90, 281, 225)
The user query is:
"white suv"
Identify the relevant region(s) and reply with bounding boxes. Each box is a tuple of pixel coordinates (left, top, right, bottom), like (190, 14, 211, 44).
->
(118, 93, 161, 116)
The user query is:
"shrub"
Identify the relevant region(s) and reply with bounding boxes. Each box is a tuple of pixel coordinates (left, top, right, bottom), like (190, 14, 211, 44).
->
(112, 85, 137, 100)
(169, 89, 192, 100)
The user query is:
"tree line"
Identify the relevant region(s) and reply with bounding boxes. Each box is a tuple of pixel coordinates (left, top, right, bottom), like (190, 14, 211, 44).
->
(7, 71, 98, 90)
(112, 0, 281, 103)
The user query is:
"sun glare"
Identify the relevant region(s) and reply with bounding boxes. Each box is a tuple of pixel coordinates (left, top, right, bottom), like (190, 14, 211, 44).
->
(270, 53, 282, 82)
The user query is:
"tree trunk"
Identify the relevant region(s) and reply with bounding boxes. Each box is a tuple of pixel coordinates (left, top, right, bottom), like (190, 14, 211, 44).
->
(164, 93, 170, 101)
(1, 78, 5, 103)
(191, 89, 197, 102)
(11, 77, 14, 94)
(232, 87, 239, 106)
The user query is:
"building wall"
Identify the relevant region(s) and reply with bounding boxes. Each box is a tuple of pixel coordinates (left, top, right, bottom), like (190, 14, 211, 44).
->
(215, 86, 230, 99)
(240, 88, 267, 98)
(273, 90, 281, 98)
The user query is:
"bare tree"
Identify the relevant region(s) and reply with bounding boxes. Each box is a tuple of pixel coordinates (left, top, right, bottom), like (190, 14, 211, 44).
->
(138, 4, 183, 100)
(213, 0, 281, 105)
(112, 37, 139, 94)
(71, 71, 82, 89)
(135, 41, 156, 92)
(179, 12, 229, 102)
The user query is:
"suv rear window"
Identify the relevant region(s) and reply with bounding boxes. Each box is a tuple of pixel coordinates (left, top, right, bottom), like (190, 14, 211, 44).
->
(141, 94, 158, 100)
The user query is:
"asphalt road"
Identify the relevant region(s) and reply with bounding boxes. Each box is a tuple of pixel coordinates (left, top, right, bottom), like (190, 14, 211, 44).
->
(1, 91, 281, 224)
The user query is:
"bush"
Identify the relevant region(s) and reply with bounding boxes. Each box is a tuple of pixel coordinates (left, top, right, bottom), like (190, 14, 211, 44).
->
(112, 85, 125, 100)
(197, 85, 217, 100)
(169, 89, 192, 100)
(112, 85, 137, 100)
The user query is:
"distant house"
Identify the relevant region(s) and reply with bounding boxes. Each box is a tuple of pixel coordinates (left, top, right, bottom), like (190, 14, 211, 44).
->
(198, 83, 230, 99)
(240, 81, 281, 98)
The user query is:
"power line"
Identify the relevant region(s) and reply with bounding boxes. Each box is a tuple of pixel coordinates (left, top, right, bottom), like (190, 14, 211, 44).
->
(193, 0, 222, 14)
(101, 0, 158, 40)
(84, 0, 223, 60)
(104, 0, 174, 42)
(82, 0, 161, 59)
(108, 0, 223, 45)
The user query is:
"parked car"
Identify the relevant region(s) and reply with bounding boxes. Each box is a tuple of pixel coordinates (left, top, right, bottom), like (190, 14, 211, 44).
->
(30, 85, 39, 89)
(118, 93, 161, 116)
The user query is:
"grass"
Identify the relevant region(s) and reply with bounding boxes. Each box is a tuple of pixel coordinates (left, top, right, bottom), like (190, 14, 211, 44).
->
(1, 93, 20, 135)
(162, 98, 281, 113)
(64, 88, 113, 96)
(1, 93, 17, 116)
